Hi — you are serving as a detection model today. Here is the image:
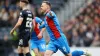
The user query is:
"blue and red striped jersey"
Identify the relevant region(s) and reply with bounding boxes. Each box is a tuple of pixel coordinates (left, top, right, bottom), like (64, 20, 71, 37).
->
(31, 17, 44, 41)
(43, 11, 63, 40)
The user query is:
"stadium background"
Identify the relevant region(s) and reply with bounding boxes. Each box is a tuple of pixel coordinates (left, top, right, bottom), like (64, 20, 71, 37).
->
(0, 0, 100, 56)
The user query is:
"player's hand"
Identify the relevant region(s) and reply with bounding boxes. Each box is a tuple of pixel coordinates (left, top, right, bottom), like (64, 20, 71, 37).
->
(37, 33, 42, 39)
(10, 29, 14, 36)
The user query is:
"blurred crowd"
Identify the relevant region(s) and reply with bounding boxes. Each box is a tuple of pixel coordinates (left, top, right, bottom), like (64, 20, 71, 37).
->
(0, 0, 19, 27)
(62, 0, 100, 47)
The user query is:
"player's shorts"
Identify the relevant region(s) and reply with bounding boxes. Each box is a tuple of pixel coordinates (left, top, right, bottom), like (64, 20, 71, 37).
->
(18, 31, 30, 47)
(47, 33, 70, 55)
(30, 38, 46, 52)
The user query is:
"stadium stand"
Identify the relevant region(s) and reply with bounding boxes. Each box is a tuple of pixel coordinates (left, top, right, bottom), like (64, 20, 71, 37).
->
(61, 0, 100, 47)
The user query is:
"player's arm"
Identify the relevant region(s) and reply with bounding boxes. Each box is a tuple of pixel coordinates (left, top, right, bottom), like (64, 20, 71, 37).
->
(40, 27, 46, 35)
(38, 21, 46, 39)
(13, 17, 23, 30)
(39, 21, 46, 34)
(35, 17, 45, 28)
(38, 28, 46, 39)
(35, 17, 46, 39)
(10, 17, 23, 35)
(39, 23, 45, 29)
(10, 11, 24, 35)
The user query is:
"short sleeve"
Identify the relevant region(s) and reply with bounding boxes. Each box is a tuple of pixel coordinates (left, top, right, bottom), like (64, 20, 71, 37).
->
(35, 17, 42, 24)
(39, 23, 45, 29)
(46, 11, 55, 18)
(19, 11, 24, 18)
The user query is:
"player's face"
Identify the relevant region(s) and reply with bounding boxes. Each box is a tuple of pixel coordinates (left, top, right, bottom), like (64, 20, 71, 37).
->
(20, 1, 25, 8)
(41, 3, 48, 13)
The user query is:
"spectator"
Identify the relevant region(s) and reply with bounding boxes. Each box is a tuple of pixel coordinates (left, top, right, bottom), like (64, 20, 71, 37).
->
(0, 8, 9, 27)
(0, 8, 9, 21)
(72, 29, 81, 47)
(3, 34, 13, 56)
(91, 32, 100, 46)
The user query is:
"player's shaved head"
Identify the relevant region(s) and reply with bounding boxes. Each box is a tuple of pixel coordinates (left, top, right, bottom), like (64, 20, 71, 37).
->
(41, 1, 51, 14)
(20, 0, 29, 4)
(42, 1, 51, 8)
(20, 0, 29, 9)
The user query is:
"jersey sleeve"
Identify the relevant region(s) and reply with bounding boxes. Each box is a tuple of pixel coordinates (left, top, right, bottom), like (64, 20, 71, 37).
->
(39, 23, 45, 29)
(19, 11, 24, 18)
(46, 11, 55, 18)
(19, 11, 25, 20)
(35, 17, 42, 25)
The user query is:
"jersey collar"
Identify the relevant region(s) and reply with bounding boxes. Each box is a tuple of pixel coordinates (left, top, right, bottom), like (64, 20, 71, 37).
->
(44, 9, 50, 15)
